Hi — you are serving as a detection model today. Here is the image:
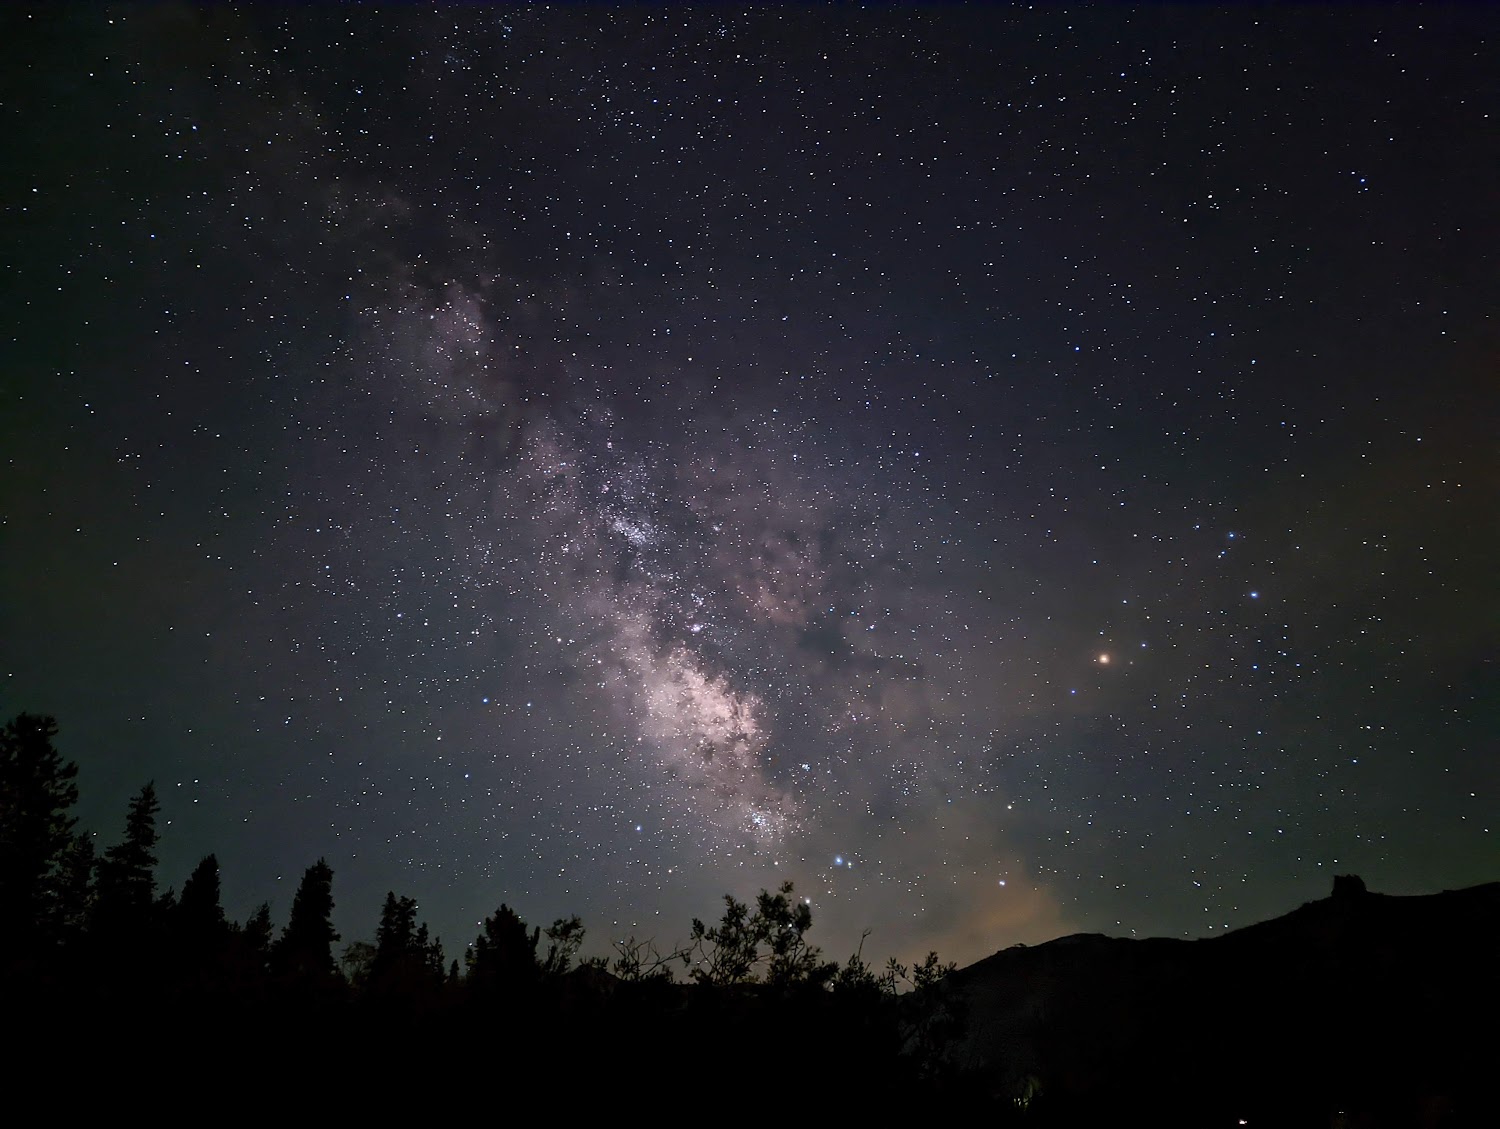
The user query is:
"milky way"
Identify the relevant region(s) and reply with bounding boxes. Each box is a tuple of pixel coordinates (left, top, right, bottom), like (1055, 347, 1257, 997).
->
(3, 6, 1494, 967)
(341, 255, 1038, 953)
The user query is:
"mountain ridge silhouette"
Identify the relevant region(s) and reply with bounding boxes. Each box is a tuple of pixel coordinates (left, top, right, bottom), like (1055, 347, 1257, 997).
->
(937, 876, 1500, 1125)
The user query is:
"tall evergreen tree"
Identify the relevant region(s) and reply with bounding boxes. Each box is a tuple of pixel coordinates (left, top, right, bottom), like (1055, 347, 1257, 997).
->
(466, 903, 540, 993)
(373, 891, 418, 978)
(92, 783, 161, 939)
(232, 901, 274, 980)
(49, 831, 95, 941)
(415, 923, 445, 983)
(0, 713, 80, 960)
(369, 891, 443, 998)
(175, 853, 229, 966)
(271, 858, 340, 985)
(84, 783, 167, 993)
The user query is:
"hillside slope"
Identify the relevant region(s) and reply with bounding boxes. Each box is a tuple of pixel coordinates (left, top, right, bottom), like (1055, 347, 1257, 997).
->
(940, 877, 1500, 1126)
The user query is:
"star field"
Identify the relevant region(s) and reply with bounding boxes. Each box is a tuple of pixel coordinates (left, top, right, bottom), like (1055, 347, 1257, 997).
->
(2, 7, 1495, 966)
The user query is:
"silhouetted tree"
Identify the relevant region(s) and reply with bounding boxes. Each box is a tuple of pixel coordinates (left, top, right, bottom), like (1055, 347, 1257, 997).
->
(687, 881, 834, 989)
(540, 914, 585, 976)
(887, 949, 956, 993)
(341, 938, 376, 988)
(688, 893, 760, 986)
(832, 930, 881, 1000)
(0, 713, 80, 961)
(757, 883, 838, 989)
(271, 858, 340, 990)
(239, 901, 273, 964)
(886, 950, 962, 1078)
(418, 924, 445, 980)
(173, 854, 229, 976)
(228, 900, 274, 986)
(49, 831, 94, 941)
(824, 931, 901, 1070)
(466, 903, 539, 993)
(611, 934, 684, 984)
(366, 891, 444, 1000)
(178, 855, 226, 933)
(373, 892, 417, 977)
(91, 783, 162, 946)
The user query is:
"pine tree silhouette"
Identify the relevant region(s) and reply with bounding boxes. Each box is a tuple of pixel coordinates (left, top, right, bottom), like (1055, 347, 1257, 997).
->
(91, 783, 162, 953)
(0, 713, 80, 964)
(271, 858, 341, 998)
(365, 891, 445, 1003)
(174, 854, 230, 984)
(466, 903, 540, 994)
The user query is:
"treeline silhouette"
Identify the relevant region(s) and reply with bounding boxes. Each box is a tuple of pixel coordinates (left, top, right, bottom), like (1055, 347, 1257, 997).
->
(1, 713, 996, 1113)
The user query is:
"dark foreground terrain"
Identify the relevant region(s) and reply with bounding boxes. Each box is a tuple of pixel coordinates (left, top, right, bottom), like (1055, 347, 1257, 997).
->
(937, 876, 1500, 1126)
(7, 877, 1496, 1125)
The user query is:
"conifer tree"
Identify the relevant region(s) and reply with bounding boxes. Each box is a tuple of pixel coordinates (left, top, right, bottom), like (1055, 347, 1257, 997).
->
(175, 854, 229, 969)
(271, 858, 340, 985)
(92, 783, 161, 941)
(49, 831, 95, 941)
(178, 855, 226, 932)
(233, 901, 274, 980)
(0, 713, 80, 959)
(373, 891, 418, 978)
(370, 891, 445, 998)
(466, 903, 540, 992)
(417, 924, 445, 983)
(241, 902, 273, 952)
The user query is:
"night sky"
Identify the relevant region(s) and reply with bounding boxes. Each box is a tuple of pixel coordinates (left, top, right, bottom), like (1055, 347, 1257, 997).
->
(4, 6, 1495, 969)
